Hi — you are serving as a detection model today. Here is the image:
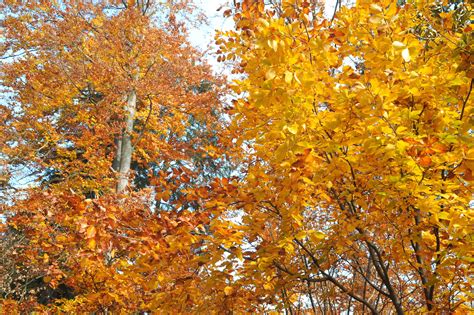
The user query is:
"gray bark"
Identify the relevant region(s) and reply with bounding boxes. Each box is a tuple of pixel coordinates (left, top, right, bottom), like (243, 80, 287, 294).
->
(112, 137, 122, 172)
(116, 88, 137, 193)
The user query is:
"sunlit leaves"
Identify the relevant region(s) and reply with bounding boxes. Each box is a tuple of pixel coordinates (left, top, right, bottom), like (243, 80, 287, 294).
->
(216, 0, 473, 313)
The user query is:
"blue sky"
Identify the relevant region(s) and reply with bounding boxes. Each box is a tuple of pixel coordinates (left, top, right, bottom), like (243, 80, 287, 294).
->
(187, 0, 337, 73)
(187, 0, 234, 73)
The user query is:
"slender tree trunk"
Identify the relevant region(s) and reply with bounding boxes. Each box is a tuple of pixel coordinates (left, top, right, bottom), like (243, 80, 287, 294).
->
(112, 137, 122, 171)
(116, 88, 137, 193)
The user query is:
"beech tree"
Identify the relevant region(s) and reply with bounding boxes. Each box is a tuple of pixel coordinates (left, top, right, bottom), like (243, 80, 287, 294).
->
(214, 0, 473, 313)
(1, 0, 231, 313)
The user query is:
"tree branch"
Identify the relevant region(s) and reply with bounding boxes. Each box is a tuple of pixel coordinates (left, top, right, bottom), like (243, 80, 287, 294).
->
(459, 78, 473, 120)
(294, 238, 380, 315)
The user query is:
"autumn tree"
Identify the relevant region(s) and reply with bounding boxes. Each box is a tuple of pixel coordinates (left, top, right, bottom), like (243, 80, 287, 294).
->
(215, 0, 473, 313)
(1, 0, 232, 313)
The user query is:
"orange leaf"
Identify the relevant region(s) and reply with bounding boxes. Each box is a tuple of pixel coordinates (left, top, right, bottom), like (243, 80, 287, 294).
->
(419, 156, 432, 168)
(86, 225, 96, 238)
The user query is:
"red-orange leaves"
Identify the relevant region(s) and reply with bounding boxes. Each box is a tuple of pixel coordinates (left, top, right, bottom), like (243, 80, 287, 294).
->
(1, 0, 230, 313)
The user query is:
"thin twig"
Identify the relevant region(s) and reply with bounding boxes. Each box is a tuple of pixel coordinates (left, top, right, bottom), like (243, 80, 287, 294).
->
(460, 78, 473, 120)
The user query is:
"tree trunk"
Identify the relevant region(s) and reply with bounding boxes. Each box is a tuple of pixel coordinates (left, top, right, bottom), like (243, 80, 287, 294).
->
(116, 88, 137, 193)
(112, 137, 122, 172)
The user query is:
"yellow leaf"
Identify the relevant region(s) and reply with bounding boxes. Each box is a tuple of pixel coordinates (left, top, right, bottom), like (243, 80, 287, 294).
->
(268, 39, 278, 51)
(291, 213, 303, 227)
(319, 191, 331, 202)
(88, 238, 96, 250)
(392, 41, 405, 49)
(302, 177, 316, 185)
(258, 18, 270, 27)
(421, 231, 435, 242)
(284, 71, 293, 84)
(265, 69, 277, 81)
(309, 230, 326, 243)
(86, 225, 96, 238)
(295, 231, 307, 240)
(438, 211, 450, 220)
(465, 147, 474, 160)
(263, 283, 273, 290)
(370, 4, 383, 13)
(396, 126, 407, 134)
(286, 125, 298, 135)
(409, 110, 422, 120)
(409, 87, 421, 96)
(224, 286, 234, 296)
(402, 48, 411, 62)
(236, 249, 243, 261)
